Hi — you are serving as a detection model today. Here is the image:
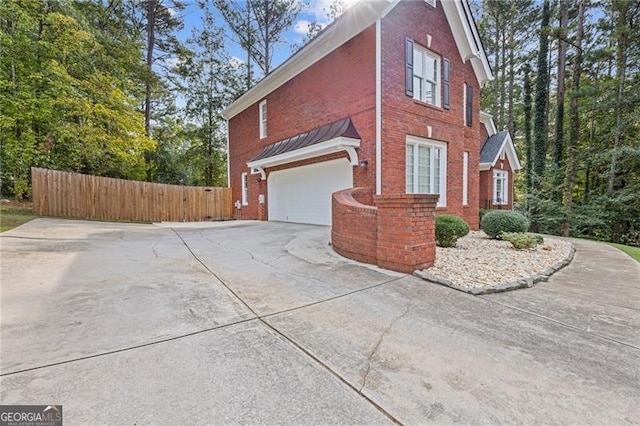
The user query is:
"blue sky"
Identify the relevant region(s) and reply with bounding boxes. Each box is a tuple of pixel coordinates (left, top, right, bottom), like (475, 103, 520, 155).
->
(176, 0, 351, 78)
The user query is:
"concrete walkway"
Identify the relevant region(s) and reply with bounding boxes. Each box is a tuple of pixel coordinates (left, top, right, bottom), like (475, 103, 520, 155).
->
(1, 219, 638, 424)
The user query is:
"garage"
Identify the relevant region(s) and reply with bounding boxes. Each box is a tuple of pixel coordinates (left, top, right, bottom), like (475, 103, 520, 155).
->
(268, 159, 353, 225)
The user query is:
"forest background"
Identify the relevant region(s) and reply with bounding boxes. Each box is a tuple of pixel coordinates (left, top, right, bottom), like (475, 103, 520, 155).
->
(1, 0, 638, 246)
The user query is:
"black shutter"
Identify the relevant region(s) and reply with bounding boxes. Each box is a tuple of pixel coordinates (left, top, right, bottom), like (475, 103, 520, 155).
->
(405, 38, 414, 97)
(466, 84, 473, 126)
(443, 58, 450, 109)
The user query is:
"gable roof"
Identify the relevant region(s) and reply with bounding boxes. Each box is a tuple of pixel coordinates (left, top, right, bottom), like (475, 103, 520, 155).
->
(480, 131, 522, 171)
(223, 0, 493, 120)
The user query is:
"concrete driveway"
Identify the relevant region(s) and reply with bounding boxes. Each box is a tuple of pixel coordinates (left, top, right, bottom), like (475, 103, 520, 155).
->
(1, 218, 639, 424)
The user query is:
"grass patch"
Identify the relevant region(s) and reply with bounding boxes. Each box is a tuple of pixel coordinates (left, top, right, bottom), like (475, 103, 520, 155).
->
(1, 201, 35, 232)
(606, 242, 640, 263)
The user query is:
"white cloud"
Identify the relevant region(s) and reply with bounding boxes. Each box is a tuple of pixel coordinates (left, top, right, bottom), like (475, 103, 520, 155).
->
(294, 19, 328, 35)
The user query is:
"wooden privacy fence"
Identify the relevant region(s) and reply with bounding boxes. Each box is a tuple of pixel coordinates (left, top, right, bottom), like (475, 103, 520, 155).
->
(32, 167, 233, 222)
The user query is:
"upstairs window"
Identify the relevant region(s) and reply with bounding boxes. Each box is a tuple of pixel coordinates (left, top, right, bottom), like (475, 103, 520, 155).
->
(493, 170, 508, 205)
(412, 45, 441, 107)
(259, 100, 267, 139)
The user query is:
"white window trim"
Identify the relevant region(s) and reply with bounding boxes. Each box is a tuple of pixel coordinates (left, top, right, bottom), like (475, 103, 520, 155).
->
(413, 45, 441, 107)
(406, 136, 447, 207)
(425, 0, 436, 7)
(463, 151, 469, 206)
(241, 172, 249, 205)
(259, 100, 267, 139)
(493, 169, 508, 205)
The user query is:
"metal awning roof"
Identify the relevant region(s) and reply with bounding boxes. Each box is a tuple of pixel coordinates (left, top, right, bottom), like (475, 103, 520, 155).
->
(247, 118, 362, 174)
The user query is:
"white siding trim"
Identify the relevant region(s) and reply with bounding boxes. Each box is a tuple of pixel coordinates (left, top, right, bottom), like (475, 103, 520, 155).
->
(463, 151, 469, 206)
(375, 19, 382, 195)
(259, 100, 267, 139)
(226, 118, 231, 188)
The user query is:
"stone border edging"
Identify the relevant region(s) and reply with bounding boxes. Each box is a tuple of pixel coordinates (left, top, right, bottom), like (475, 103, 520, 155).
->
(413, 244, 576, 295)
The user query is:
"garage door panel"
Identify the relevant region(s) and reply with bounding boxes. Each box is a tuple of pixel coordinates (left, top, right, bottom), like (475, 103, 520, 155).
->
(268, 159, 353, 226)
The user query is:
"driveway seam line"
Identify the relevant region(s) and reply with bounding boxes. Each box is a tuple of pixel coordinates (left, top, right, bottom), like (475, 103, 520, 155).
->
(172, 228, 403, 425)
(0, 317, 257, 377)
(534, 287, 640, 313)
(480, 297, 640, 351)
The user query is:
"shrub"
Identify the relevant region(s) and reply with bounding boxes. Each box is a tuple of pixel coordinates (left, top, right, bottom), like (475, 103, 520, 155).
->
(435, 215, 470, 247)
(481, 210, 529, 238)
(479, 209, 491, 225)
(532, 233, 544, 244)
(502, 232, 539, 250)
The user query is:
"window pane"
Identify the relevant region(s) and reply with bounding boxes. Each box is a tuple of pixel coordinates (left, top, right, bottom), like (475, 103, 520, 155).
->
(406, 144, 414, 193)
(413, 49, 423, 77)
(433, 148, 441, 194)
(418, 146, 429, 193)
(425, 55, 436, 82)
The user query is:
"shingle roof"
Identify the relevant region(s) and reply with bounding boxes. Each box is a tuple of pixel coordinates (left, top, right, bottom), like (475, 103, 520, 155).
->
(480, 131, 509, 164)
(250, 117, 360, 162)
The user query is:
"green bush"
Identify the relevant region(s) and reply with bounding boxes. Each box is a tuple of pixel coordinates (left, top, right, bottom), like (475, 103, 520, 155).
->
(502, 232, 539, 250)
(481, 210, 529, 238)
(532, 233, 544, 244)
(435, 215, 470, 247)
(479, 209, 491, 224)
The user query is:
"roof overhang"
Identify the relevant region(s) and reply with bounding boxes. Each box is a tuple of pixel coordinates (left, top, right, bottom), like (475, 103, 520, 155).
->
(480, 110, 497, 136)
(247, 137, 361, 171)
(441, 0, 493, 85)
(223, 1, 390, 120)
(480, 132, 522, 171)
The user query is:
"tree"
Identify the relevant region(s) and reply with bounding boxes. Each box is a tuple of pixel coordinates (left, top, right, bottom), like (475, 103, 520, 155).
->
(0, 0, 154, 198)
(523, 63, 534, 192)
(561, 0, 585, 236)
(553, 0, 569, 168)
(533, 0, 551, 181)
(176, 2, 245, 186)
(213, 0, 301, 87)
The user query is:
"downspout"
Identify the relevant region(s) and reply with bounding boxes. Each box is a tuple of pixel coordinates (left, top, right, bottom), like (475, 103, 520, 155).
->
(375, 19, 382, 195)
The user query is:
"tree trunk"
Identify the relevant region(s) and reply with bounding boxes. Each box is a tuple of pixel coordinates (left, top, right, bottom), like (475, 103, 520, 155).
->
(562, 0, 584, 237)
(507, 30, 515, 135)
(553, 0, 568, 168)
(533, 0, 551, 181)
(608, 3, 628, 195)
(145, 0, 156, 137)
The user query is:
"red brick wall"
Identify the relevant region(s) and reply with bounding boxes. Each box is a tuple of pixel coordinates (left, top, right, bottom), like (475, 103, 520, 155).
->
(375, 194, 438, 273)
(380, 0, 481, 230)
(331, 188, 438, 274)
(331, 187, 378, 265)
(228, 27, 377, 220)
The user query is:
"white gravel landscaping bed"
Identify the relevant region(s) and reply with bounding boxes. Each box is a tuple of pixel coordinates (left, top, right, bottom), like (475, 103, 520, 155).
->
(415, 231, 574, 294)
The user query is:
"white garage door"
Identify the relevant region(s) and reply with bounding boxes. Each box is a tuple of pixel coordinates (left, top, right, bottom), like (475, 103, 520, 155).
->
(268, 159, 353, 225)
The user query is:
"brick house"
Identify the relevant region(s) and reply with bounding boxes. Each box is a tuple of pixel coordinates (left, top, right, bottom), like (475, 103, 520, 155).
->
(479, 111, 522, 210)
(223, 0, 494, 230)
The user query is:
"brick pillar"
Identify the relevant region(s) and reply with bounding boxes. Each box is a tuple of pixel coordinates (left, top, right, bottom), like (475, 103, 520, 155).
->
(374, 194, 438, 274)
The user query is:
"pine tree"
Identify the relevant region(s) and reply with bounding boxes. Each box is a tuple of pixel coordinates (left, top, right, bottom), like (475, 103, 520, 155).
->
(533, 0, 551, 182)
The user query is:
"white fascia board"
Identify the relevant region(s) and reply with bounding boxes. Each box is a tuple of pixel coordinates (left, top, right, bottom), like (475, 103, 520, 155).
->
(223, 2, 389, 120)
(247, 137, 361, 169)
(503, 133, 522, 170)
(489, 133, 522, 171)
(479, 111, 497, 136)
(479, 162, 492, 171)
(441, 0, 493, 85)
